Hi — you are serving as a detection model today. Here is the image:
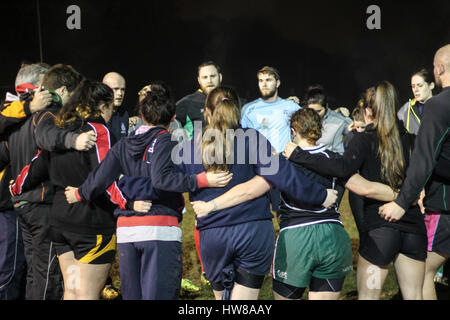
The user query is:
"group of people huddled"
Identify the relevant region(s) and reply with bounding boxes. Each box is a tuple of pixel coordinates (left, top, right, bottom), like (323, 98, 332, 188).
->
(0, 43, 449, 301)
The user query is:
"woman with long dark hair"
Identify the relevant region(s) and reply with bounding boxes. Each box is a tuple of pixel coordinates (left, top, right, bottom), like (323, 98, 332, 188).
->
(10, 79, 118, 299)
(284, 81, 427, 300)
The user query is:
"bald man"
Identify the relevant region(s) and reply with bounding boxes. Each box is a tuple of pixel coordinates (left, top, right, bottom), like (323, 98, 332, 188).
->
(379, 44, 450, 299)
(103, 72, 129, 143)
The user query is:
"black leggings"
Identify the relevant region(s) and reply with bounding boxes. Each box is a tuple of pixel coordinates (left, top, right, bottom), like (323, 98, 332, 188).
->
(273, 277, 345, 300)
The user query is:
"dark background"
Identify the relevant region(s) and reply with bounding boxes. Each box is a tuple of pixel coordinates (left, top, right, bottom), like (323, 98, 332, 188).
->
(1, 0, 449, 115)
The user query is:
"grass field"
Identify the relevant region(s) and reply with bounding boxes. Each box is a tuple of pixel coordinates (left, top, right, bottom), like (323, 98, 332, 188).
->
(109, 191, 449, 300)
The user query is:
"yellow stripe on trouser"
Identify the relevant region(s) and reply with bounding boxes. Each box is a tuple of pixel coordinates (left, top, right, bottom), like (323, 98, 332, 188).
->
(79, 234, 116, 264)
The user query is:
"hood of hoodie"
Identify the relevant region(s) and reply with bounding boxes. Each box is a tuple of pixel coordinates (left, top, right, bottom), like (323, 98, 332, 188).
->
(125, 126, 168, 160)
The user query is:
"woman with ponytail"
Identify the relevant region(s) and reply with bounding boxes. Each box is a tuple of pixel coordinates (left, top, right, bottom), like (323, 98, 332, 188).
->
(283, 81, 427, 300)
(10, 79, 118, 299)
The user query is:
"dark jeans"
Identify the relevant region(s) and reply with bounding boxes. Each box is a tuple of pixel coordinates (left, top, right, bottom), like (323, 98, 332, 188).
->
(0, 210, 26, 300)
(15, 203, 63, 300)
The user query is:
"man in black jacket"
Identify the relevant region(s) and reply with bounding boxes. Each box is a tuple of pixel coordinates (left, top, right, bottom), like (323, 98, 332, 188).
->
(379, 44, 450, 300)
(6, 64, 84, 300)
(103, 72, 129, 143)
(175, 61, 223, 140)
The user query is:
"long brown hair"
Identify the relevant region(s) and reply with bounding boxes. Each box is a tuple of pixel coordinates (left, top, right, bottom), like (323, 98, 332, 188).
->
(55, 79, 113, 128)
(372, 81, 404, 191)
(201, 86, 241, 172)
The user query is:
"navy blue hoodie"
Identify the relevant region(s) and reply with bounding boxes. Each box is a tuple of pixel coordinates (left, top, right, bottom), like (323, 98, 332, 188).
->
(77, 126, 209, 222)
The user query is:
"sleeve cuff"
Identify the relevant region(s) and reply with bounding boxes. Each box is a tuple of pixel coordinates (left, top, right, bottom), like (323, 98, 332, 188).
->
(64, 132, 78, 149)
(23, 100, 31, 116)
(75, 188, 83, 202)
(289, 146, 302, 161)
(196, 172, 210, 188)
(394, 198, 408, 211)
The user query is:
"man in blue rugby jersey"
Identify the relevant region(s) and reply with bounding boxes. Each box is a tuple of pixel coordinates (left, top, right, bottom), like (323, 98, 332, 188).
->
(241, 66, 300, 211)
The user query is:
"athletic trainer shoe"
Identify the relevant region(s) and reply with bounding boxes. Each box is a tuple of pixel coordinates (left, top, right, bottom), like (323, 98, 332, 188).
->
(201, 272, 210, 286)
(101, 285, 120, 300)
(181, 278, 200, 293)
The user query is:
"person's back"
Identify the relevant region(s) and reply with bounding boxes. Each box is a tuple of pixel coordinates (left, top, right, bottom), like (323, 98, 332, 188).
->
(347, 125, 424, 233)
(279, 145, 345, 229)
(177, 125, 326, 231)
(49, 120, 117, 235)
(108, 126, 185, 221)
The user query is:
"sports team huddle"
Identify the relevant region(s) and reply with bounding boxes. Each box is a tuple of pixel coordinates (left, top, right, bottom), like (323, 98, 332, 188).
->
(0, 43, 449, 301)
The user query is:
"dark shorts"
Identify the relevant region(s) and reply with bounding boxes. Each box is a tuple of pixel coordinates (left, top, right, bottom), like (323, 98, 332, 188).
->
(425, 212, 450, 255)
(359, 226, 427, 266)
(199, 220, 275, 289)
(51, 228, 116, 265)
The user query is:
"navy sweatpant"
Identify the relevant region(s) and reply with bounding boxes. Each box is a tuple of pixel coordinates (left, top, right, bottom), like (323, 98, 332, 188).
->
(15, 203, 63, 300)
(118, 240, 182, 300)
(0, 210, 26, 300)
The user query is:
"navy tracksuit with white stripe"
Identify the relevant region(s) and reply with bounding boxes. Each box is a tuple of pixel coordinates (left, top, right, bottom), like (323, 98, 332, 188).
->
(0, 142, 25, 299)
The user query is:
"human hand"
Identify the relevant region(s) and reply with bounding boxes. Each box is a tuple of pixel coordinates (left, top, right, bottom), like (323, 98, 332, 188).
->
(74, 131, 97, 151)
(65, 186, 80, 204)
(29, 85, 52, 113)
(287, 96, 300, 104)
(322, 189, 338, 208)
(335, 107, 350, 117)
(191, 200, 215, 218)
(9, 180, 16, 197)
(378, 201, 406, 222)
(129, 116, 140, 127)
(206, 171, 233, 188)
(418, 190, 426, 214)
(138, 85, 152, 101)
(133, 200, 152, 213)
(348, 122, 356, 132)
(282, 142, 298, 159)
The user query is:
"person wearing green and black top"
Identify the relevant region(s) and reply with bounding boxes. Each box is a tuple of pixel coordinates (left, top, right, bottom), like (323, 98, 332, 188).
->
(175, 61, 223, 140)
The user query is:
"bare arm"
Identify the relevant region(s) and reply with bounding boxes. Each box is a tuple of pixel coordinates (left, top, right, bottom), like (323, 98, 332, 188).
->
(191, 175, 271, 217)
(345, 173, 398, 202)
(192, 175, 338, 218)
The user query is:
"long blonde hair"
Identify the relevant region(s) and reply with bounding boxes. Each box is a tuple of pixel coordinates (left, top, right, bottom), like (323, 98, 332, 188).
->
(372, 81, 405, 191)
(201, 87, 241, 172)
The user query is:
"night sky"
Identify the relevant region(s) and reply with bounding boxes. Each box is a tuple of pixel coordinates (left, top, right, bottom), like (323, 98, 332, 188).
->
(1, 0, 449, 115)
